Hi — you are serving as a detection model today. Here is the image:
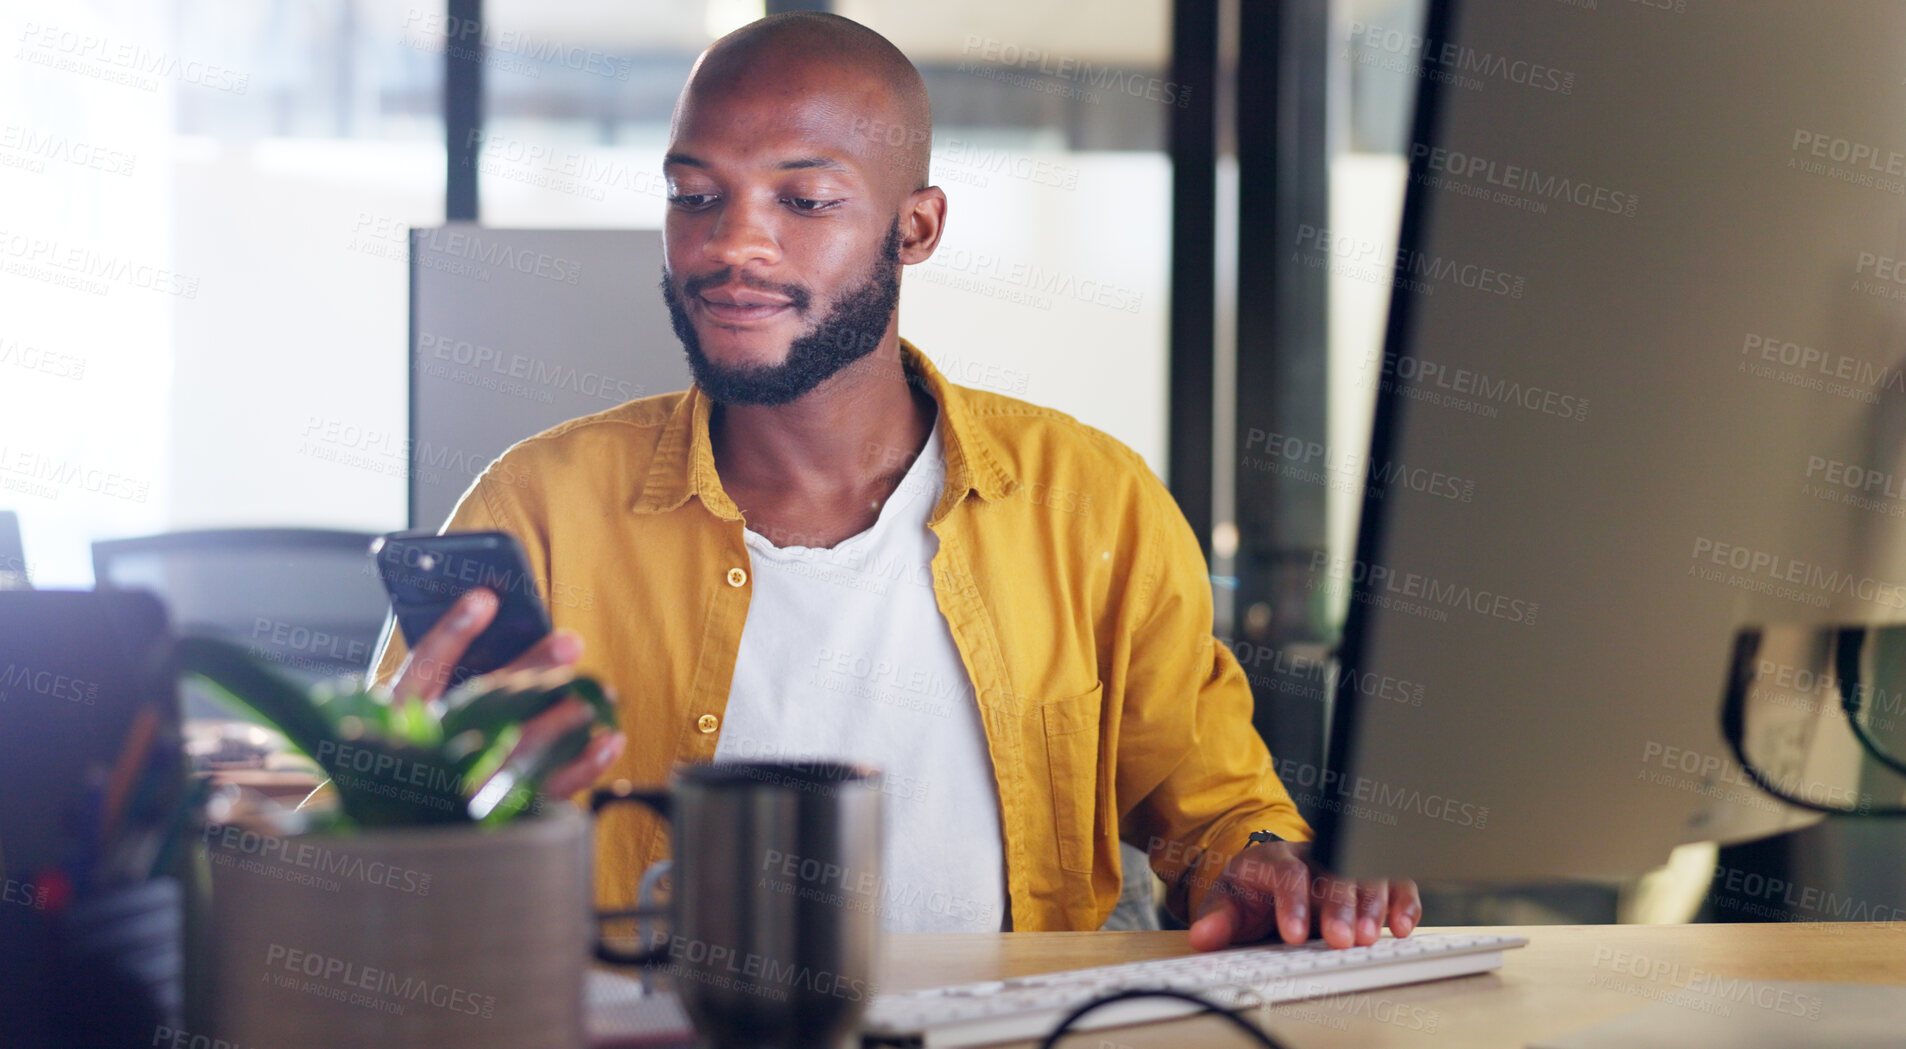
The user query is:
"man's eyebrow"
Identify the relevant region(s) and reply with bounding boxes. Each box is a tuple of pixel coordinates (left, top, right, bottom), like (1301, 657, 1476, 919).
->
(778, 156, 851, 172)
(661, 152, 852, 173)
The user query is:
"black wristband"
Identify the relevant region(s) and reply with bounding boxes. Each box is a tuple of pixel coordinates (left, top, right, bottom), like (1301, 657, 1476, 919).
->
(1247, 830, 1284, 845)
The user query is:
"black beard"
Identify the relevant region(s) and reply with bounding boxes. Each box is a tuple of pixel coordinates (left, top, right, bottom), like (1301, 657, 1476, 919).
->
(661, 221, 902, 407)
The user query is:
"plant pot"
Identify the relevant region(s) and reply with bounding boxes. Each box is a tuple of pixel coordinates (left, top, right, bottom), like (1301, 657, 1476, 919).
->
(196, 802, 589, 1049)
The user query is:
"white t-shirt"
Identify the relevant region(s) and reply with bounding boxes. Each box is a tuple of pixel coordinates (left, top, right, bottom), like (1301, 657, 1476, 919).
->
(711, 421, 1009, 933)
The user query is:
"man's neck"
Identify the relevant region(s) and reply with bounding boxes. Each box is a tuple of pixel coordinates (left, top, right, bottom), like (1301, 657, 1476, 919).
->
(710, 339, 937, 545)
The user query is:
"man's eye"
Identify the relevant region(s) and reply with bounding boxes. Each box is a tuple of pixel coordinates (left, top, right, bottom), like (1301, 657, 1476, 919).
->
(668, 193, 715, 209)
(784, 197, 839, 212)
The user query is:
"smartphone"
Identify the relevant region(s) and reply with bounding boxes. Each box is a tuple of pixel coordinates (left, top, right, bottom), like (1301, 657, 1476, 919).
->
(371, 530, 553, 686)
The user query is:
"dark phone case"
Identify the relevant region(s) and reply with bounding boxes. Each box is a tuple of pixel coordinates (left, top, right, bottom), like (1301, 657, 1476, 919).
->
(373, 531, 552, 685)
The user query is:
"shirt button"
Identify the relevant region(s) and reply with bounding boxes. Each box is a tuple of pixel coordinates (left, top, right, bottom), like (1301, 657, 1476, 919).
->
(726, 567, 747, 587)
(697, 714, 719, 734)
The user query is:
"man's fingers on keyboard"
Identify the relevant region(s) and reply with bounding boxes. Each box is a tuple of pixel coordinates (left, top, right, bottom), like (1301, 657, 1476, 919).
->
(1355, 880, 1389, 946)
(1312, 875, 1361, 949)
(1192, 852, 1268, 949)
(392, 588, 497, 703)
(1187, 894, 1239, 952)
(1219, 872, 1281, 946)
(1202, 844, 1309, 947)
(1389, 879, 1422, 937)
(1257, 850, 1312, 944)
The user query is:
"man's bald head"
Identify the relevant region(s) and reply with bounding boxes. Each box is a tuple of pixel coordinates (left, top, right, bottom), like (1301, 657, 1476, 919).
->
(659, 13, 948, 406)
(676, 11, 933, 192)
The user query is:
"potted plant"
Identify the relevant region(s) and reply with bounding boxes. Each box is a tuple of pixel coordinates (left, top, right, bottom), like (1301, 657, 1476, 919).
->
(174, 637, 616, 1049)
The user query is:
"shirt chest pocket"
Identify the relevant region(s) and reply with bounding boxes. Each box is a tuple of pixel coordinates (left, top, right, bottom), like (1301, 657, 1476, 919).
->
(1039, 683, 1105, 875)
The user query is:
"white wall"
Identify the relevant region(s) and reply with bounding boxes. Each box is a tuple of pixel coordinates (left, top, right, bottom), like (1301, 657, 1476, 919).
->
(166, 139, 439, 537)
(906, 149, 1170, 475)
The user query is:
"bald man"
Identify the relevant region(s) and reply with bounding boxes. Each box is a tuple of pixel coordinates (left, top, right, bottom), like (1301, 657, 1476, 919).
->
(373, 12, 1419, 951)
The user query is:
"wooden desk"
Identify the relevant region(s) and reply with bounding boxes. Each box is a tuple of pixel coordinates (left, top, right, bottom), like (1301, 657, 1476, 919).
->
(876, 923, 1906, 1048)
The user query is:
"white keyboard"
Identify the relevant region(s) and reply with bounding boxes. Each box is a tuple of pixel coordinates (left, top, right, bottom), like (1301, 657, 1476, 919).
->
(860, 932, 1527, 1048)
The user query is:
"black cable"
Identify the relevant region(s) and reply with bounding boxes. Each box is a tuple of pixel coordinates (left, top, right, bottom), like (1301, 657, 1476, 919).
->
(1845, 715, 1906, 782)
(1721, 630, 1906, 817)
(1834, 626, 1906, 780)
(1723, 732, 1906, 816)
(1036, 987, 1293, 1049)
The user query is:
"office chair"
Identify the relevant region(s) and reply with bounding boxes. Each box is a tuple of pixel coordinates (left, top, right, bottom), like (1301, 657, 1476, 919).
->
(92, 528, 389, 719)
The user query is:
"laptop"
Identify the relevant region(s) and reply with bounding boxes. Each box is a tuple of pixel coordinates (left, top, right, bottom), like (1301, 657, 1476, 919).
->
(0, 589, 180, 1048)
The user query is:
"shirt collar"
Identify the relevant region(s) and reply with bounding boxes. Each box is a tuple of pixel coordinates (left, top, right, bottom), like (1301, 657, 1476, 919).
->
(629, 339, 1016, 520)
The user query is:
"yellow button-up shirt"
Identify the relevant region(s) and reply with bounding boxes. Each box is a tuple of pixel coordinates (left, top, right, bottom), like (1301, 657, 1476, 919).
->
(372, 341, 1311, 930)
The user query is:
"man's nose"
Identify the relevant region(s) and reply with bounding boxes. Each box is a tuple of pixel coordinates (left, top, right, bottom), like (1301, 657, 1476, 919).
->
(705, 199, 780, 268)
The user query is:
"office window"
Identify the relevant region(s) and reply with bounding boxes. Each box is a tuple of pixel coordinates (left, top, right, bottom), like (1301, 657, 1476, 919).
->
(845, 0, 1173, 473)
(475, 0, 706, 229)
(1324, 0, 1428, 608)
(2, 0, 442, 585)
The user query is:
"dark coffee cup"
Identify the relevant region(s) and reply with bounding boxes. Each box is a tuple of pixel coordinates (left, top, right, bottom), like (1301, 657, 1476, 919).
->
(593, 761, 882, 1049)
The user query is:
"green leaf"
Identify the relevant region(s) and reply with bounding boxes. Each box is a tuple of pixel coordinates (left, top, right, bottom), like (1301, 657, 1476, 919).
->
(309, 678, 394, 736)
(173, 636, 611, 830)
(439, 671, 574, 741)
(468, 722, 594, 825)
(563, 677, 617, 729)
(454, 723, 523, 792)
(174, 637, 338, 761)
(387, 693, 443, 749)
(437, 671, 616, 778)
(317, 738, 469, 827)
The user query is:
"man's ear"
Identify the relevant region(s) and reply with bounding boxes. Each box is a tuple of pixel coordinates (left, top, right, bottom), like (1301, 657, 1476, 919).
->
(897, 186, 948, 265)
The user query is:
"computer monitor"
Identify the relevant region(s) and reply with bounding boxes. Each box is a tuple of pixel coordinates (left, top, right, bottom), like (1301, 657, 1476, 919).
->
(407, 228, 689, 530)
(1315, 0, 1906, 882)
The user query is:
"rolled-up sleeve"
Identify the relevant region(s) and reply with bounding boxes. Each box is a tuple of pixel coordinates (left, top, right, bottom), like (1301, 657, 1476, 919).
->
(1116, 476, 1313, 921)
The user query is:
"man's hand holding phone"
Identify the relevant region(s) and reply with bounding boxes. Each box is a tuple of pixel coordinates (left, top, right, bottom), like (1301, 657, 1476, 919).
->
(390, 587, 626, 799)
